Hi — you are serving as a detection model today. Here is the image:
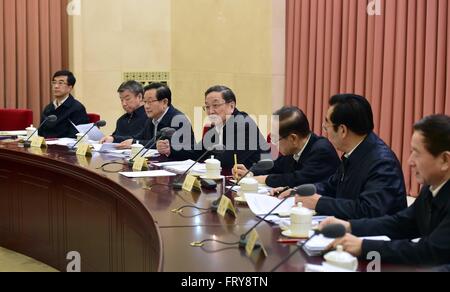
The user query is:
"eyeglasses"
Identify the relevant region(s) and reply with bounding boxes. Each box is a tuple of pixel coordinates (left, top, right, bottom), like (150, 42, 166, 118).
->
(271, 135, 287, 144)
(202, 102, 227, 112)
(51, 81, 69, 87)
(144, 99, 160, 105)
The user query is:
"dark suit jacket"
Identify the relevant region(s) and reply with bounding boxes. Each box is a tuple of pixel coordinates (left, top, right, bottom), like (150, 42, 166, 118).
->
(169, 108, 270, 170)
(252, 133, 340, 188)
(315, 132, 407, 220)
(115, 106, 194, 149)
(350, 181, 450, 267)
(112, 106, 148, 139)
(39, 95, 89, 138)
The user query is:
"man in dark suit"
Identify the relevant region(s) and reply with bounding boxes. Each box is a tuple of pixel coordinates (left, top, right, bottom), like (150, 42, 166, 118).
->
(280, 94, 407, 220)
(114, 83, 194, 149)
(232, 107, 340, 188)
(100, 80, 147, 143)
(39, 70, 89, 138)
(157, 85, 269, 169)
(320, 115, 450, 267)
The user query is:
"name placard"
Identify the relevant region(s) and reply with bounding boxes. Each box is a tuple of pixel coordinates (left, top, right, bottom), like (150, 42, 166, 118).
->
(217, 196, 237, 218)
(132, 157, 149, 171)
(31, 136, 47, 148)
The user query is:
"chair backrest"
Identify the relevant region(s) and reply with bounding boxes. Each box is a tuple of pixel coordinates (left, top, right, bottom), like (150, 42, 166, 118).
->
(87, 113, 101, 124)
(0, 109, 33, 131)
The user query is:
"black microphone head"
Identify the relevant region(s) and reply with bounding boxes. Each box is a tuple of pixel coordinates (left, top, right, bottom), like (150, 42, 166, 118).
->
(250, 159, 274, 172)
(321, 224, 347, 239)
(47, 115, 58, 122)
(293, 184, 317, 197)
(160, 127, 176, 139)
(95, 120, 107, 127)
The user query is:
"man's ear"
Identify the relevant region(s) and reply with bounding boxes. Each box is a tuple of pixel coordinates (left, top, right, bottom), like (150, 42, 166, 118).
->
(340, 124, 348, 138)
(441, 151, 450, 171)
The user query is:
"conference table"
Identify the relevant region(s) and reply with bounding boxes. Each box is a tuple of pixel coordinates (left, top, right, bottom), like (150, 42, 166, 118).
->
(0, 140, 415, 272)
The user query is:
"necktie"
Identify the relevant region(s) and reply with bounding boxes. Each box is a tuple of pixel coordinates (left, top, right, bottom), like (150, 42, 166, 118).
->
(340, 155, 349, 182)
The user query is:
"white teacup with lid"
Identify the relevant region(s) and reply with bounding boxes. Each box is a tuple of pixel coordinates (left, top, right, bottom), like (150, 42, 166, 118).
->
(205, 156, 222, 179)
(238, 177, 259, 197)
(131, 141, 144, 158)
(26, 125, 37, 139)
(290, 202, 313, 238)
(324, 245, 359, 271)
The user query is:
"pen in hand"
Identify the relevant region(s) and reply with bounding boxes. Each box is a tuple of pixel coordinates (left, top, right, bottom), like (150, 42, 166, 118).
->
(273, 186, 290, 198)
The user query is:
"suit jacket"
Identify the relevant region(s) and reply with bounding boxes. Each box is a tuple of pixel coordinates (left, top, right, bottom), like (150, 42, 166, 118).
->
(115, 106, 194, 149)
(315, 132, 407, 220)
(252, 133, 340, 188)
(169, 108, 270, 170)
(112, 106, 148, 139)
(350, 181, 450, 267)
(39, 95, 89, 138)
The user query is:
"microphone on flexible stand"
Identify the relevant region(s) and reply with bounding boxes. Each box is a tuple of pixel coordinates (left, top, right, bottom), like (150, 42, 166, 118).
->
(128, 127, 176, 166)
(210, 159, 275, 212)
(238, 184, 317, 248)
(172, 145, 226, 190)
(23, 115, 58, 148)
(271, 224, 347, 272)
(69, 120, 107, 152)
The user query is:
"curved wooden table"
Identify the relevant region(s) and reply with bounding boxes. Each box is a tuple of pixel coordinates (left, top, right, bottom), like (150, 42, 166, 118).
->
(0, 141, 414, 272)
(0, 142, 163, 272)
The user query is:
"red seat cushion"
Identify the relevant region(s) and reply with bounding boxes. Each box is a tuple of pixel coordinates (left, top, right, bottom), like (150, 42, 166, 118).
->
(0, 109, 33, 131)
(87, 113, 100, 124)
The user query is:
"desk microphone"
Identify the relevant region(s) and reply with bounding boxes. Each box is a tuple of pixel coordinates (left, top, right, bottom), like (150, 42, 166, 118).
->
(172, 144, 226, 190)
(210, 159, 275, 212)
(69, 120, 107, 151)
(291, 183, 318, 197)
(271, 224, 347, 272)
(238, 184, 316, 248)
(23, 115, 57, 148)
(128, 127, 176, 166)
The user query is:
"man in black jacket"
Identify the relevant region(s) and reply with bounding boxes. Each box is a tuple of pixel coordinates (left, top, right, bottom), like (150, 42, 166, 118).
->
(157, 85, 269, 169)
(39, 70, 89, 138)
(232, 107, 340, 188)
(115, 83, 194, 149)
(321, 115, 450, 267)
(280, 94, 407, 220)
(100, 80, 147, 143)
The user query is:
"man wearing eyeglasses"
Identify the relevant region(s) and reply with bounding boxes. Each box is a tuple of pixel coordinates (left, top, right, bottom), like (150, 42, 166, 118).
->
(115, 83, 194, 149)
(100, 81, 147, 144)
(278, 94, 407, 220)
(157, 85, 269, 169)
(232, 107, 340, 188)
(39, 70, 89, 138)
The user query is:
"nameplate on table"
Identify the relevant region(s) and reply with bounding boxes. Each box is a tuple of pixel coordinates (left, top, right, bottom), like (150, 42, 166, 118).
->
(31, 136, 47, 149)
(217, 196, 237, 218)
(245, 229, 268, 258)
(182, 175, 202, 192)
(76, 143, 92, 157)
(133, 157, 149, 171)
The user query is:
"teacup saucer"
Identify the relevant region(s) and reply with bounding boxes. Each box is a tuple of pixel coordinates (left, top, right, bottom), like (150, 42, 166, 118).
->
(200, 175, 225, 180)
(282, 229, 314, 239)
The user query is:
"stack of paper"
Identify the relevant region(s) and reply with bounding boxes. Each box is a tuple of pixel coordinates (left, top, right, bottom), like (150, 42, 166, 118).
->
(153, 160, 206, 174)
(245, 193, 296, 218)
(303, 235, 391, 257)
(119, 170, 177, 178)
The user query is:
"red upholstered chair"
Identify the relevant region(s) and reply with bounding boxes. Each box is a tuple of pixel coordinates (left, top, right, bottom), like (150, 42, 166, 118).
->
(0, 109, 33, 131)
(87, 113, 101, 124)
